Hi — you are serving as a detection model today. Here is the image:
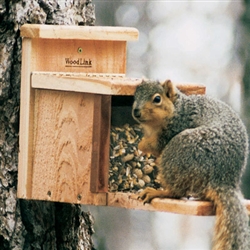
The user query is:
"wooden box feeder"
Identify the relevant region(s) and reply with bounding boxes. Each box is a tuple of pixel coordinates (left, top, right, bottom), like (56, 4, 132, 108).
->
(18, 24, 250, 216)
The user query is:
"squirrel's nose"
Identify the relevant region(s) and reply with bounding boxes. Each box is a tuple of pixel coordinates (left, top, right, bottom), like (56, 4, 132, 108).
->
(133, 108, 141, 118)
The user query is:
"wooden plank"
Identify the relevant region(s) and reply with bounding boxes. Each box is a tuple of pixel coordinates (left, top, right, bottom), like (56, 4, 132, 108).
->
(175, 84, 206, 95)
(31, 72, 206, 96)
(98, 95, 111, 192)
(31, 89, 106, 205)
(108, 192, 215, 216)
(90, 95, 111, 193)
(20, 24, 139, 41)
(107, 192, 250, 216)
(17, 38, 34, 199)
(90, 95, 102, 193)
(30, 39, 127, 74)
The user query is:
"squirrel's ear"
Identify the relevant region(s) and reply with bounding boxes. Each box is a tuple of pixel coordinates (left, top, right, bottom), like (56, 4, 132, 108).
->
(161, 80, 176, 101)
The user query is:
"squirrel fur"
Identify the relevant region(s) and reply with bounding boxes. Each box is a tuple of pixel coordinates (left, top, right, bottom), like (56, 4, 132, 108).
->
(132, 79, 250, 250)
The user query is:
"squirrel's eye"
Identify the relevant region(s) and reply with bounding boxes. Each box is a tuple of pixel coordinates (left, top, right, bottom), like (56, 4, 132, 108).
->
(153, 95, 161, 104)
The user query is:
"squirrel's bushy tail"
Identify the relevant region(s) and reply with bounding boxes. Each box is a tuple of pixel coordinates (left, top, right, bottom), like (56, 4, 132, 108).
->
(207, 187, 250, 250)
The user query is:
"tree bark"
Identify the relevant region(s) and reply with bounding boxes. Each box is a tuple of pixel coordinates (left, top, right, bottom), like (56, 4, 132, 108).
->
(0, 1, 95, 249)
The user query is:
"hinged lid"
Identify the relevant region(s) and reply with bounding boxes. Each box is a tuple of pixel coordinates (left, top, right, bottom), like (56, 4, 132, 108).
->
(20, 24, 139, 41)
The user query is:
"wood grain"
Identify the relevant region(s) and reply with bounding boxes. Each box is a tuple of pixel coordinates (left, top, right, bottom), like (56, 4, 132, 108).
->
(107, 192, 215, 216)
(17, 38, 34, 199)
(31, 89, 106, 205)
(21, 24, 139, 41)
(108, 192, 250, 216)
(31, 72, 206, 96)
(90, 95, 111, 193)
(18, 25, 131, 204)
(31, 39, 127, 74)
(177, 84, 206, 95)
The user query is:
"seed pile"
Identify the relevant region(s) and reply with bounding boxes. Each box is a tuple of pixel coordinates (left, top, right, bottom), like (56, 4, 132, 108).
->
(109, 124, 161, 192)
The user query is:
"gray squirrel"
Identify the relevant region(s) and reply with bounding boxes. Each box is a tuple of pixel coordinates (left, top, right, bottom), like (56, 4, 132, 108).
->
(132, 79, 250, 250)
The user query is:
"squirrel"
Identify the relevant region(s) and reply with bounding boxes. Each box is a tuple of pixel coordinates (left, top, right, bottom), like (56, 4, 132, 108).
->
(132, 79, 250, 250)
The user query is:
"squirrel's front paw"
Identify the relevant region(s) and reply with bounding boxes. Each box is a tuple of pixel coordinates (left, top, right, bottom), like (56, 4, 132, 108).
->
(138, 187, 159, 204)
(138, 138, 161, 157)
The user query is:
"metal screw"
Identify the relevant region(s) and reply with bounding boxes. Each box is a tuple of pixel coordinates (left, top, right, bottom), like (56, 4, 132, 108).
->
(77, 47, 83, 53)
(47, 190, 51, 197)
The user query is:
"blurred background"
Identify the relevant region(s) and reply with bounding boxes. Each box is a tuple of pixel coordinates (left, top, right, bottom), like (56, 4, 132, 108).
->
(82, 1, 250, 249)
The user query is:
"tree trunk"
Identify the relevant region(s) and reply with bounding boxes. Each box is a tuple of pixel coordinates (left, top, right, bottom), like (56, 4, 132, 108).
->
(0, 1, 95, 249)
